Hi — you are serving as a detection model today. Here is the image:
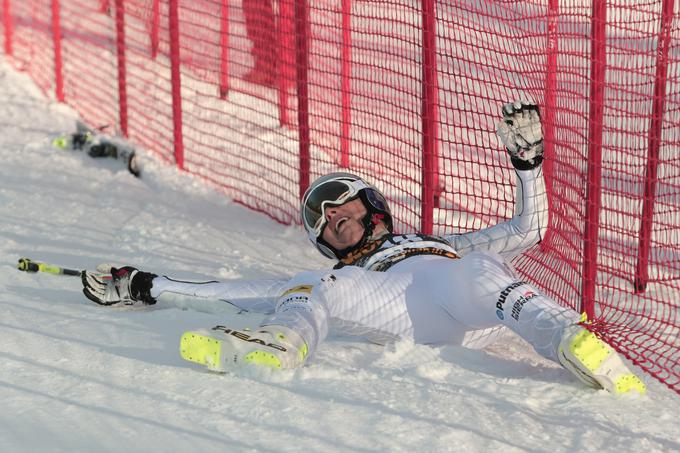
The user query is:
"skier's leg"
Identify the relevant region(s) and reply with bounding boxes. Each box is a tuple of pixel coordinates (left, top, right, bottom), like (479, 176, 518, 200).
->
(181, 267, 415, 371)
(180, 270, 327, 371)
(440, 251, 645, 393)
(437, 251, 577, 358)
(256, 266, 416, 359)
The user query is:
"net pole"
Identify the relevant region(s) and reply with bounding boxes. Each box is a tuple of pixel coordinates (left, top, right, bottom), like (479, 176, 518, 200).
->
(151, 0, 160, 59)
(340, 0, 352, 168)
(582, 0, 607, 319)
(169, 0, 184, 168)
(114, 0, 128, 135)
(420, 0, 438, 234)
(635, 0, 675, 292)
(295, 0, 310, 196)
(541, 0, 559, 249)
(278, 0, 294, 127)
(3, 0, 13, 56)
(51, 0, 64, 102)
(219, 0, 229, 98)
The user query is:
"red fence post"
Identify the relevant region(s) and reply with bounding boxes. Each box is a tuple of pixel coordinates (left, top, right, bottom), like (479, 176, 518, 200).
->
(420, 0, 438, 234)
(582, 0, 607, 319)
(3, 0, 12, 56)
(278, 0, 294, 127)
(541, 0, 559, 249)
(295, 0, 310, 197)
(219, 0, 229, 98)
(114, 0, 128, 136)
(51, 0, 64, 102)
(340, 0, 351, 168)
(168, 0, 184, 169)
(635, 0, 675, 292)
(150, 0, 160, 59)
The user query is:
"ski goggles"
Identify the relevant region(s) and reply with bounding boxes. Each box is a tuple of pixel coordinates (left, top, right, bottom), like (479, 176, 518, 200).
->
(302, 177, 370, 237)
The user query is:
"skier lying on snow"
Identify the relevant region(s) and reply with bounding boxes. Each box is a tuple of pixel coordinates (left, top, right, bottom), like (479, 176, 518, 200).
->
(81, 101, 646, 394)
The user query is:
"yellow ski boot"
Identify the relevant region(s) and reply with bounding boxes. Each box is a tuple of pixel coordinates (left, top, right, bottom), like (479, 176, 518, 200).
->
(558, 325, 646, 394)
(180, 325, 308, 372)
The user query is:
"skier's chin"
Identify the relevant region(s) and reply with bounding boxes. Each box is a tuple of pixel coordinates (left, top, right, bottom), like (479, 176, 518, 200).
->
(325, 226, 364, 251)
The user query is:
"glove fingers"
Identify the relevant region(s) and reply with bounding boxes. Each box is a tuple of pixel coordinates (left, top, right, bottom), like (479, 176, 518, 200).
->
(84, 271, 108, 291)
(82, 269, 120, 303)
(510, 108, 542, 148)
(82, 287, 117, 306)
(82, 287, 102, 305)
(82, 272, 113, 305)
(502, 100, 537, 115)
(524, 113, 543, 144)
(496, 121, 519, 152)
(524, 109, 540, 126)
(515, 135, 531, 149)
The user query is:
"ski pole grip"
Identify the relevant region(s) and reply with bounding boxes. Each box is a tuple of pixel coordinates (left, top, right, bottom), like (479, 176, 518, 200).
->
(18, 258, 61, 274)
(17, 258, 40, 273)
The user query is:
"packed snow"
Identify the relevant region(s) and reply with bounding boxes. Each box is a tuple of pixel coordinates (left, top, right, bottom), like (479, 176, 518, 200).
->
(0, 59, 678, 452)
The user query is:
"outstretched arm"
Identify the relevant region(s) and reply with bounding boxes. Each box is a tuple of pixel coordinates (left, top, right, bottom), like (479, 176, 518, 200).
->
(81, 264, 297, 314)
(150, 275, 288, 302)
(151, 275, 291, 313)
(446, 101, 548, 259)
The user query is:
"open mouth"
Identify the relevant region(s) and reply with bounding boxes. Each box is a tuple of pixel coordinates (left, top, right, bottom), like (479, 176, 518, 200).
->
(334, 217, 349, 234)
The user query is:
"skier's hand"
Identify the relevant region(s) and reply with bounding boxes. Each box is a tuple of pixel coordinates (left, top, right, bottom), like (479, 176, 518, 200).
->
(82, 264, 157, 307)
(496, 100, 544, 170)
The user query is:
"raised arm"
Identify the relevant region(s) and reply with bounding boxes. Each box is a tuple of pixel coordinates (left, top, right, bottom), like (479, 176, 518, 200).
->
(447, 101, 548, 260)
(447, 166, 547, 259)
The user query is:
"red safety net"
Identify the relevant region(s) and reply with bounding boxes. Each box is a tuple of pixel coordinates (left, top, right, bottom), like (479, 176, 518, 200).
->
(1, 0, 678, 393)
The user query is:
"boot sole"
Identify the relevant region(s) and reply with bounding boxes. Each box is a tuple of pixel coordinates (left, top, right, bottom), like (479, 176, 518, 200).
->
(180, 332, 227, 372)
(559, 329, 646, 394)
(180, 330, 284, 371)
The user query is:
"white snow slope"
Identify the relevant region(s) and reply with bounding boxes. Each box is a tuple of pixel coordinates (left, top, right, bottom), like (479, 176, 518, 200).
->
(0, 60, 678, 453)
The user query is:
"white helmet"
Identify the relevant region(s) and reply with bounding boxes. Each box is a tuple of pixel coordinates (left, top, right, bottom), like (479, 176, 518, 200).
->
(300, 172, 393, 259)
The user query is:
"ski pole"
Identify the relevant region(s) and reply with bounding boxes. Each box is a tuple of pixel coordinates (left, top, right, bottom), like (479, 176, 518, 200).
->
(17, 258, 82, 276)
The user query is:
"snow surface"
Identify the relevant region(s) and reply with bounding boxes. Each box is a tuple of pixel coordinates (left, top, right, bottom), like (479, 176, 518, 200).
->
(0, 59, 678, 453)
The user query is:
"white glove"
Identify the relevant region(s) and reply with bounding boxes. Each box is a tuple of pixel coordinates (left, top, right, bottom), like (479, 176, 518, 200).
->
(496, 100, 544, 170)
(82, 264, 157, 306)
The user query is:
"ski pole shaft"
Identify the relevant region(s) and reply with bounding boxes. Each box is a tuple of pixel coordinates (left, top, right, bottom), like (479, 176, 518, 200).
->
(17, 258, 82, 276)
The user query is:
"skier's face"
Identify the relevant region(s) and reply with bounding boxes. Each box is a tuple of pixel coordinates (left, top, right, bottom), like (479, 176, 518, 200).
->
(322, 198, 368, 251)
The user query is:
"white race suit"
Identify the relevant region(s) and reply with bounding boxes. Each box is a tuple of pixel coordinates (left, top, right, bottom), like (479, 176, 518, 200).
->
(151, 166, 579, 363)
